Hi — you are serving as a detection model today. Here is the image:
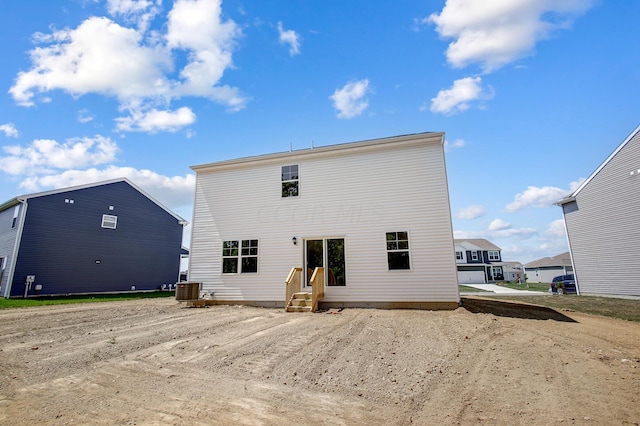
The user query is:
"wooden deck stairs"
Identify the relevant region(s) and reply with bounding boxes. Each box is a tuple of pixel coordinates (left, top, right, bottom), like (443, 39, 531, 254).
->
(284, 267, 325, 313)
(286, 292, 313, 312)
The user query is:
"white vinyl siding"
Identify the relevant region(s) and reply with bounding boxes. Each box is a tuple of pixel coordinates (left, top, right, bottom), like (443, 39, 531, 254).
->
(189, 133, 459, 303)
(0, 204, 23, 297)
(563, 128, 640, 296)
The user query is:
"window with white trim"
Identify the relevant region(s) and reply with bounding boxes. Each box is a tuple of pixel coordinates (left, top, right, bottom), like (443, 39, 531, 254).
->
(488, 250, 500, 261)
(456, 251, 463, 260)
(101, 214, 117, 229)
(386, 231, 410, 270)
(222, 240, 259, 273)
(471, 251, 478, 261)
(11, 205, 20, 228)
(282, 165, 299, 197)
(241, 240, 259, 273)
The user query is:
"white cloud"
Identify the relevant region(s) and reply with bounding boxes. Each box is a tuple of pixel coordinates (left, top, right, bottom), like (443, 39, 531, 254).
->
(455, 214, 537, 250)
(454, 224, 536, 241)
(456, 204, 485, 220)
(330, 79, 371, 119)
(431, 76, 492, 115)
(488, 218, 511, 231)
(492, 227, 536, 239)
(444, 138, 465, 151)
(504, 179, 584, 212)
(115, 106, 196, 132)
(453, 230, 483, 240)
(10, 17, 172, 106)
(0, 136, 119, 175)
(78, 109, 95, 123)
(411, 16, 430, 32)
(545, 218, 567, 238)
(0, 133, 193, 210)
(428, 0, 594, 72)
(19, 166, 195, 210)
(9, 0, 246, 132)
(166, 0, 242, 104)
(106, 0, 162, 32)
(0, 123, 19, 138)
(277, 21, 301, 56)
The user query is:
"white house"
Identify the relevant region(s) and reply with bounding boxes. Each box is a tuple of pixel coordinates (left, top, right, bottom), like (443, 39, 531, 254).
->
(557, 125, 640, 297)
(523, 252, 572, 284)
(188, 132, 460, 309)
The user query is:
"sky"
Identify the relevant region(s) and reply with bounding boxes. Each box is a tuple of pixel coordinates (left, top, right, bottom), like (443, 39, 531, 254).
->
(0, 0, 638, 264)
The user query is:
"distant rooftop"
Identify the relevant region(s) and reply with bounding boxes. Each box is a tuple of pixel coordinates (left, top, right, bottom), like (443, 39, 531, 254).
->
(524, 252, 571, 268)
(454, 238, 501, 251)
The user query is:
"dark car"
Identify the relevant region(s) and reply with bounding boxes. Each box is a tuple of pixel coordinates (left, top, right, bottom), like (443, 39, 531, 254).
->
(550, 274, 576, 294)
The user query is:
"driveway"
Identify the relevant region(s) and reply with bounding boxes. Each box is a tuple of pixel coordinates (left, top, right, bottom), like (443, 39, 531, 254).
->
(461, 283, 546, 295)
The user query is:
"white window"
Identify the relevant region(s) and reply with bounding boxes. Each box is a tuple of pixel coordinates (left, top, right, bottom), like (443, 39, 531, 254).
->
(386, 232, 410, 270)
(11, 205, 20, 228)
(456, 251, 463, 260)
(471, 251, 478, 261)
(488, 250, 500, 261)
(223, 240, 259, 273)
(101, 214, 118, 229)
(281, 165, 299, 197)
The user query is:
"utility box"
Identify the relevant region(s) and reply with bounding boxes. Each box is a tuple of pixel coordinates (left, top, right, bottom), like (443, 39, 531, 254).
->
(175, 281, 201, 301)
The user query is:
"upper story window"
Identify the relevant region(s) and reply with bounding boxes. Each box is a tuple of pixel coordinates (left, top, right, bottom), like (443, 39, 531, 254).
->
(11, 205, 20, 228)
(282, 165, 299, 197)
(386, 231, 410, 270)
(471, 251, 479, 261)
(101, 214, 118, 229)
(456, 251, 463, 260)
(488, 250, 500, 261)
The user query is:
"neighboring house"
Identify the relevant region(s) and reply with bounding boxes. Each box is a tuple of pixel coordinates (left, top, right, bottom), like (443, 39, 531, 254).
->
(0, 178, 187, 298)
(523, 252, 573, 283)
(557, 125, 640, 297)
(454, 239, 506, 284)
(188, 132, 460, 309)
(502, 261, 524, 283)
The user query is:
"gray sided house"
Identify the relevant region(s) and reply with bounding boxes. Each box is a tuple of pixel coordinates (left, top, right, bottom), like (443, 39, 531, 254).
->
(188, 132, 460, 309)
(523, 252, 572, 284)
(454, 239, 506, 284)
(0, 178, 187, 298)
(557, 125, 640, 297)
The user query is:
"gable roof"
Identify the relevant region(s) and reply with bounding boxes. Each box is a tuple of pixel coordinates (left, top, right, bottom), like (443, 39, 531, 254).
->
(0, 178, 187, 225)
(524, 252, 571, 268)
(454, 238, 501, 251)
(191, 132, 444, 172)
(557, 124, 640, 205)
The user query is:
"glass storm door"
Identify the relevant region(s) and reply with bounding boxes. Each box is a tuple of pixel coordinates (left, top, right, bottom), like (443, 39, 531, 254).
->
(305, 239, 324, 286)
(305, 238, 346, 287)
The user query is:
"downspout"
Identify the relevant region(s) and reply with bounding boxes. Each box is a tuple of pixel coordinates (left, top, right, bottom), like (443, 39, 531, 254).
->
(3, 199, 28, 298)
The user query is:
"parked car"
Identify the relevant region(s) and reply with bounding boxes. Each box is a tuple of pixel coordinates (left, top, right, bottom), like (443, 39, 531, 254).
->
(550, 274, 576, 294)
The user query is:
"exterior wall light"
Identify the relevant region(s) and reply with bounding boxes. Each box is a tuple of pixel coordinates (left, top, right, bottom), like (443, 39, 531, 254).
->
(292, 236, 297, 245)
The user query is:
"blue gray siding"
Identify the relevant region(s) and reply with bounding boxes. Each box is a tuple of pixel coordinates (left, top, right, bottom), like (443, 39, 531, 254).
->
(8, 181, 183, 297)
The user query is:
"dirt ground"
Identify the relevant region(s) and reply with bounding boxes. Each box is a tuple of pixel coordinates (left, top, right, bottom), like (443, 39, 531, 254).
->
(0, 297, 638, 426)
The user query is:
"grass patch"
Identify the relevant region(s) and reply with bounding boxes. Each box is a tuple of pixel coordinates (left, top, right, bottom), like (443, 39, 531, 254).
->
(482, 294, 640, 322)
(0, 291, 175, 309)
(458, 285, 490, 293)
(496, 281, 549, 292)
